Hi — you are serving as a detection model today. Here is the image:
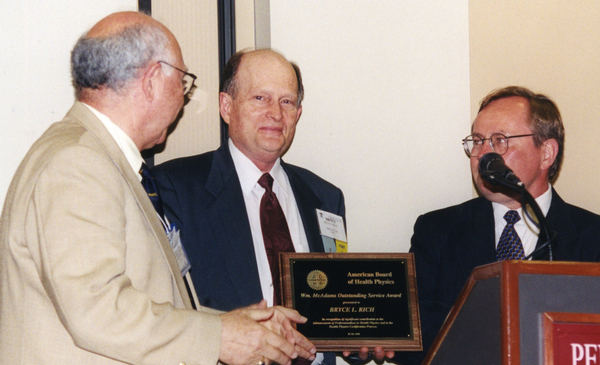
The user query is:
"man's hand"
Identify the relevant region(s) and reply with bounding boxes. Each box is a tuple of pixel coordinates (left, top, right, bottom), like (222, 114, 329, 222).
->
(343, 346, 395, 362)
(257, 301, 316, 361)
(219, 301, 316, 365)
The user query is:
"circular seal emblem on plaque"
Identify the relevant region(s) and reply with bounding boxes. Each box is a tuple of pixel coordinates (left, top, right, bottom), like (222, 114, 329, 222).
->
(307, 270, 328, 290)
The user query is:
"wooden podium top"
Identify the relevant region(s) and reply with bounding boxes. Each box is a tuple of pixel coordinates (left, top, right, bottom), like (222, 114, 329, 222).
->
(471, 260, 600, 282)
(424, 260, 600, 365)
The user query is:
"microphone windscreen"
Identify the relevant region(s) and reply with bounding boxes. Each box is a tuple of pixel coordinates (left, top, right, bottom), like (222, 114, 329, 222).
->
(478, 152, 504, 175)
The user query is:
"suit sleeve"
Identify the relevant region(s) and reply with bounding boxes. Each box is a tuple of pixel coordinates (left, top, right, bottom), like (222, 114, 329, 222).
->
(392, 215, 445, 365)
(30, 145, 221, 365)
(337, 189, 346, 220)
(409, 215, 447, 358)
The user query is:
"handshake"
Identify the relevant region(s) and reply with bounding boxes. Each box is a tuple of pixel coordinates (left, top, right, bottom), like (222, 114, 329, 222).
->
(219, 300, 394, 365)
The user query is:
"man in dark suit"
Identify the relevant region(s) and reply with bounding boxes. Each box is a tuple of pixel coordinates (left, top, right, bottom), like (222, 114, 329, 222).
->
(394, 86, 600, 365)
(154, 49, 393, 363)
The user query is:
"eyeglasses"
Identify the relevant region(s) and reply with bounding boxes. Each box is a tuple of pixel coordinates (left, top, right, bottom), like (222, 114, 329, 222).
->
(462, 133, 534, 157)
(158, 61, 197, 98)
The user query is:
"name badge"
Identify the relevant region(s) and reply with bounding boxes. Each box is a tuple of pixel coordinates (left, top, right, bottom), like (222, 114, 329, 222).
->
(316, 209, 347, 253)
(166, 223, 191, 276)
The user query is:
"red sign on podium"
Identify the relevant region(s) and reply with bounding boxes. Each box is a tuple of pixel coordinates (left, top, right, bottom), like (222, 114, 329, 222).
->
(544, 312, 600, 365)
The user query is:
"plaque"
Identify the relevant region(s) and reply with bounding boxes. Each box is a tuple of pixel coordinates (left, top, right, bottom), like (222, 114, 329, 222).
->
(280, 253, 422, 352)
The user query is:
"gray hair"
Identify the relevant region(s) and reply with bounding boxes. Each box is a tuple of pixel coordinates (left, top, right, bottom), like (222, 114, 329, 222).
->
(71, 22, 171, 98)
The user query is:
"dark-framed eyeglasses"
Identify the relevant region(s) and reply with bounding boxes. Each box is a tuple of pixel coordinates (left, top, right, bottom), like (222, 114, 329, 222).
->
(158, 61, 197, 97)
(462, 133, 534, 157)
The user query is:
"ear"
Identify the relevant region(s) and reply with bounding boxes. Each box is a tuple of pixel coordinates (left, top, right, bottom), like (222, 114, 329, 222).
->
(219, 92, 233, 125)
(540, 138, 559, 171)
(295, 105, 303, 124)
(140, 62, 163, 102)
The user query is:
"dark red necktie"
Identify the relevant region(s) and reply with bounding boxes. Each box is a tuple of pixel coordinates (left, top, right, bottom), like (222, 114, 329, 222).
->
(258, 173, 295, 305)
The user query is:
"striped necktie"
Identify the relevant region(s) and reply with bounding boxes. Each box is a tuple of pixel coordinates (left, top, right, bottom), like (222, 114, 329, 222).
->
(139, 163, 165, 218)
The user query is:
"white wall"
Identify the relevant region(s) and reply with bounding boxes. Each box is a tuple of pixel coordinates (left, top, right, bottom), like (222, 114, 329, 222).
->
(0, 0, 137, 208)
(152, 1, 222, 165)
(10, 2, 595, 257)
(270, 1, 472, 253)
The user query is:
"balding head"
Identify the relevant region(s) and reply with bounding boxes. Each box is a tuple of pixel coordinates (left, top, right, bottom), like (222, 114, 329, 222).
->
(87, 12, 161, 38)
(71, 11, 181, 100)
(222, 49, 304, 107)
(219, 49, 304, 172)
(70, 12, 188, 152)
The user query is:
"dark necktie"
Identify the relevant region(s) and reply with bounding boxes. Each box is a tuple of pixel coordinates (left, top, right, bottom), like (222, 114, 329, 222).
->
(496, 210, 526, 261)
(140, 163, 197, 308)
(258, 173, 295, 305)
(139, 163, 165, 218)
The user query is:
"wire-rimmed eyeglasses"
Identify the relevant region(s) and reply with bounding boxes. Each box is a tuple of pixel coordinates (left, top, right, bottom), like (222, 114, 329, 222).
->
(158, 61, 197, 98)
(462, 133, 534, 157)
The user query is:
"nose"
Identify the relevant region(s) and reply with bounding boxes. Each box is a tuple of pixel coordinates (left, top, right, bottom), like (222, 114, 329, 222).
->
(266, 101, 283, 121)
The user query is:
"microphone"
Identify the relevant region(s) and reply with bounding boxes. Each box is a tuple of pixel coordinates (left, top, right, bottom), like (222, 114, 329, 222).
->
(478, 152, 556, 260)
(478, 152, 522, 186)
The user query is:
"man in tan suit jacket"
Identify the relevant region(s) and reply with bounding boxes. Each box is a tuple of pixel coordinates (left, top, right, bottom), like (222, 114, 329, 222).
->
(0, 12, 315, 365)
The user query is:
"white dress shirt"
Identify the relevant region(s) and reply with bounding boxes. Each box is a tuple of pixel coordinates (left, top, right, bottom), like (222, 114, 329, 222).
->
(492, 183, 553, 257)
(82, 103, 143, 180)
(229, 139, 310, 306)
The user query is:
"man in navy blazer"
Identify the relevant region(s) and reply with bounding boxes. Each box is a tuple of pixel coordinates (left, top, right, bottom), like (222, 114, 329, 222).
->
(154, 49, 393, 363)
(153, 143, 344, 311)
(393, 86, 600, 365)
(154, 49, 344, 311)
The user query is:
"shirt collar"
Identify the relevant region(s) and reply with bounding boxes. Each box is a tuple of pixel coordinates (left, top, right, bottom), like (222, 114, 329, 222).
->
(492, 182, 553, 228)
(228, 139, 290, 196)
(82, 103, 144, 181)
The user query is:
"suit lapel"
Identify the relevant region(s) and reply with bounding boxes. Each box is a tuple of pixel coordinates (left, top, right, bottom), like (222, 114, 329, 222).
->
(537, 188, 578, 259)
(204, 145, 263, 303)
(281, 162, 326, 253)
(70, 102, 192, 309)
(452, 197, 497, 278)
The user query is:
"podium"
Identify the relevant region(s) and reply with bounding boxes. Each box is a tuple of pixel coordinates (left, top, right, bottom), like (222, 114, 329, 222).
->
(423, 260, 600, 365)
